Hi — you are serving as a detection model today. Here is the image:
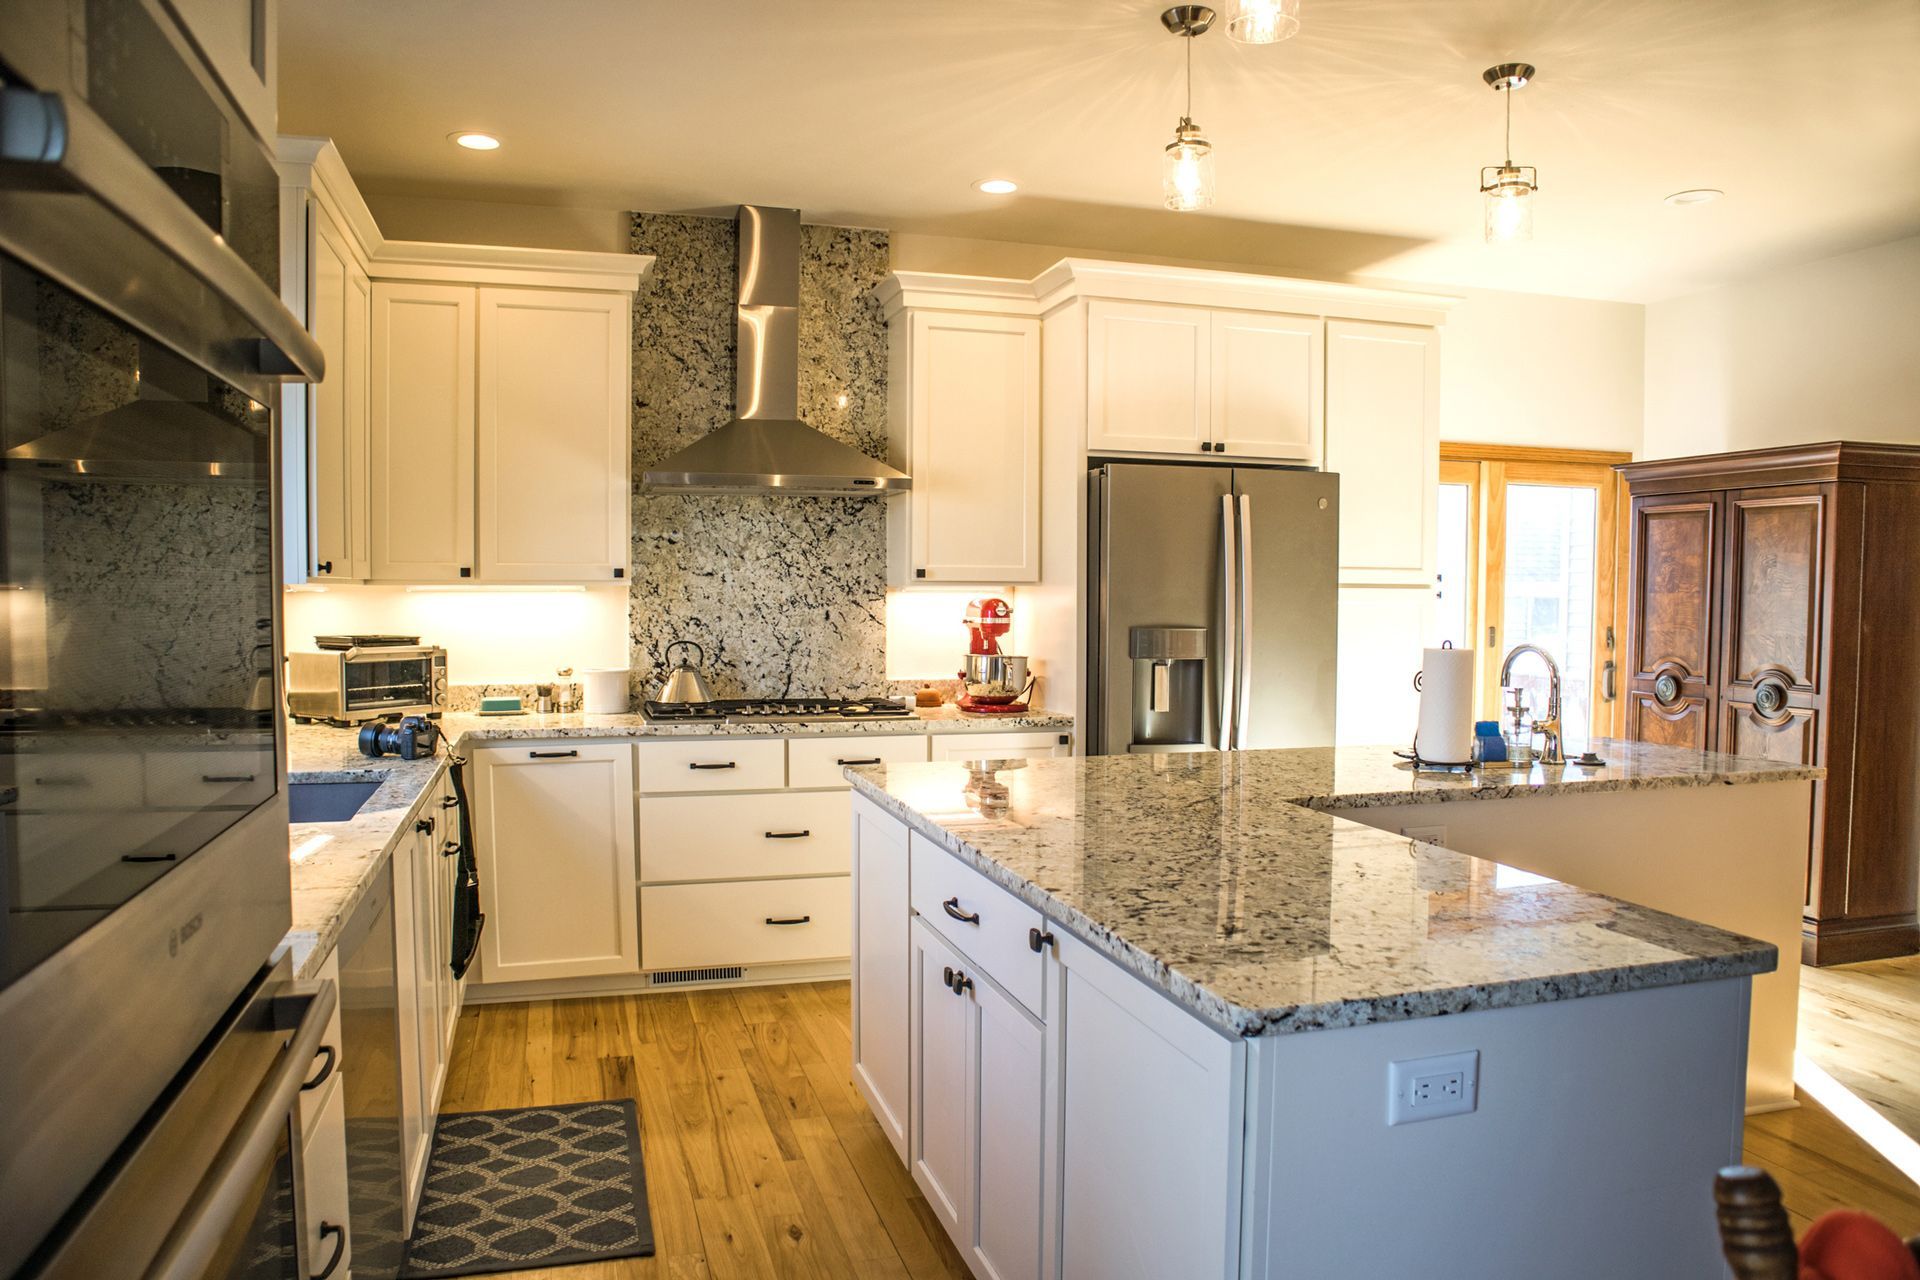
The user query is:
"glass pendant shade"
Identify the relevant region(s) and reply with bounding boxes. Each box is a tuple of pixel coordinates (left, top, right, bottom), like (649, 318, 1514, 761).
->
(1225, 0, 1300, 44)
(1481, 165, 1536, 243)
(1163, 121, 1215, 211)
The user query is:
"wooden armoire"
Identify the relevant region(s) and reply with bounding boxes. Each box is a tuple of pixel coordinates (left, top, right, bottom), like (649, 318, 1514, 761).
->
(1618, 442, 1920, 965)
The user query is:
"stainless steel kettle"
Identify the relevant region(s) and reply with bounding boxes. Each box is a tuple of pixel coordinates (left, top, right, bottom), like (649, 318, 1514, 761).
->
(658, 639, 716, 704)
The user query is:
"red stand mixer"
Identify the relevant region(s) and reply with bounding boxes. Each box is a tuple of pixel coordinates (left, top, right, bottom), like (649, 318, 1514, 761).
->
(958, 597, 1033, 714)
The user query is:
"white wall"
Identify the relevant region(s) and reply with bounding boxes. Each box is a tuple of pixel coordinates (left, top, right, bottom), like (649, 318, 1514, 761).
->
(283, 585, 629, 684)
(1644, 235, 1920, 458)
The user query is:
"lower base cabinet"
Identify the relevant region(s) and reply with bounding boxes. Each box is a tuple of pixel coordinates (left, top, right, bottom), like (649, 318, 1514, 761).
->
(851, 797, 912, 1159)
(301, 1074, 352, 1279)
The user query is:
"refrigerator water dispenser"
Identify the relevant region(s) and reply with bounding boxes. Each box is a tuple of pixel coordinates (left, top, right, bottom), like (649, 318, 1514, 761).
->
(1129, 627, 1209, 750)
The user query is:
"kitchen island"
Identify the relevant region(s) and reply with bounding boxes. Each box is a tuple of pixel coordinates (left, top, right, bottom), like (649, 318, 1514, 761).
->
(844, 743, 1814, 1279)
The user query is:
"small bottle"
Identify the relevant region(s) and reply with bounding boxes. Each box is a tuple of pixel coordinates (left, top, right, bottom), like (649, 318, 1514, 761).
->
(1473, 720, 1507, 764)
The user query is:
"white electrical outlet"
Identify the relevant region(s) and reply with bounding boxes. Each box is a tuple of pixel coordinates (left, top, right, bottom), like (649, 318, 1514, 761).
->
(1387, 1050, 1479, 1126)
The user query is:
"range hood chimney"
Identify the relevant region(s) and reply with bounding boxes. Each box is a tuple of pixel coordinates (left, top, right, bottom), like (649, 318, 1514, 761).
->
(642, 205, 910, 496)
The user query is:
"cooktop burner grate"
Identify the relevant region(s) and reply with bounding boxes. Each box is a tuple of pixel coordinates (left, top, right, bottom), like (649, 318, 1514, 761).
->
(642, 697, 913, 723)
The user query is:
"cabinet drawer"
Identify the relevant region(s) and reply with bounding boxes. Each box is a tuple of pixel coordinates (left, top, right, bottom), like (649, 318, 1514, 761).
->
(910, 833, 1045, 1016)
(13, 752, 143, 811)
(927, 730, 1069, 762)
(299, 951, 346, 1137)
(788, 734, 929, 790)
(641, 877, 851, 970)
(636, 738, 784, 793)
(144, 749, 274, 809)
(640, 791, 850, 882)
(301, 1061, 352, 1280)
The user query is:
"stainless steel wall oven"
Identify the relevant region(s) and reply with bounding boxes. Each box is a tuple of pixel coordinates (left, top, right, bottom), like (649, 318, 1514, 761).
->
(0, 0, 325, 1272)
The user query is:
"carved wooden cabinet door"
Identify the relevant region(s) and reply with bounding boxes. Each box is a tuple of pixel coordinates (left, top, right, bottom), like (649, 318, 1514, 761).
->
(1719, 485, 1829, 763)
(1625, 491, 1721, 750)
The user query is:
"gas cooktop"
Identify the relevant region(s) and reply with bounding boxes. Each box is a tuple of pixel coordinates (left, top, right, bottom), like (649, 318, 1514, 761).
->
(642, 697, 914, 724)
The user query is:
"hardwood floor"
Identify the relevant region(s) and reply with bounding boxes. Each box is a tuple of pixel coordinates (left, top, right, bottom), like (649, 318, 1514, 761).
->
(1799, 953, 1920, 1145)
(438, 980, 1920, 1277)
(437, 981, 970, 1279)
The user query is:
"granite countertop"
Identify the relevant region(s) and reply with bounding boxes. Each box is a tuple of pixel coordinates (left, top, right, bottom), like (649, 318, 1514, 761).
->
(846, 740, 1814, 1039)
(282, 704, 1074, 977)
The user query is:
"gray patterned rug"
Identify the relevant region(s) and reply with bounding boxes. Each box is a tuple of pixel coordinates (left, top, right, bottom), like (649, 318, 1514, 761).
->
(399, 1100, 654, 1277)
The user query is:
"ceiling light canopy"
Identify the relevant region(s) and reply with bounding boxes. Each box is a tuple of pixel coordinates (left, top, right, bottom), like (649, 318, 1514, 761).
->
(973, 178, 1019, 195)
(1224, 0, 1300, 44)
(450, 131, 501, 151)
(1664, 188, 1725, 206)
(1479, 63, 1537, 244)
(1161, 6, 1217, 212)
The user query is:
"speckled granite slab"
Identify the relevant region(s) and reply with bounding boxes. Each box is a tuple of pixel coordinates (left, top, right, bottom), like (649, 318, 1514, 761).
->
(281, 708, 1073, 977)
(846, 742, 1801, 1039)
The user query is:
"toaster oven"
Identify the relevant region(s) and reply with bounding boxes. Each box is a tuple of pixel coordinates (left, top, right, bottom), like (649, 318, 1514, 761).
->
(287, 642, 448, 725)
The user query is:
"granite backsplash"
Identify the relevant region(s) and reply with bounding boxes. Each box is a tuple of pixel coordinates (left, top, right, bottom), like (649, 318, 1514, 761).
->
(626, 212, 894, 701)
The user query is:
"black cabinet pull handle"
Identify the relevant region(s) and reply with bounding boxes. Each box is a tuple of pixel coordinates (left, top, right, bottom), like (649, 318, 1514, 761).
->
(951, 972, 973, 996)
(689, 761, 738, 770)
(440, 795, 460, 809)
(942, 897, 980, 925)
(200, 773, 257, 784)
(301, 1044, 337, 1092)
(529, 750, 578, 759)
(312, 1221, 346, 1280)
(764, 830, 811, 840)
(32, 776, 87, 787)
(442, 839, 461, 858)
(414, 816, 435, 835)
(121, 853, 178, 864)
(1029, 927, 1055, 953)
(764, 915, 812, 926)
(837, 757, 882, 766)
(942, 965, 956, 990)
(315, 560, 332, 575)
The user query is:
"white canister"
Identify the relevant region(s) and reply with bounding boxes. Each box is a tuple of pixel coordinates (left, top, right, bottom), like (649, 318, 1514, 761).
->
(580, 668, 630, 715)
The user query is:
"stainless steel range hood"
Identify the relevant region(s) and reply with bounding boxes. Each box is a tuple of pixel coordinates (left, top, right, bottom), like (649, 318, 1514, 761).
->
(643, 206, 910, 496)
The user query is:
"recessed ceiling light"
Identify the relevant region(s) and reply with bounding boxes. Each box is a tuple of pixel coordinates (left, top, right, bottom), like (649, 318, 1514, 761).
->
(450, 131, 501, 151)
(973, 178, 1018, 195)
(1664, 188, 1723, 206)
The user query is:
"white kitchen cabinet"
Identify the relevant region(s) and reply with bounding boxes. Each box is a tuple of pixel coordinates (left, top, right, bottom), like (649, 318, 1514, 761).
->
(851, 794, 911, 1160)
(477, 288, 631, 582)
(1324, 319, 1440, 585)
(639, 791, 849, 882)
(471, 743, 639, 982)
(370, 281, 477, 581)
(1085, 300, 1211, 456)
(299, 1064, 351, 1280)
(884, 309, 1041, 585)
(306, 209, 370, 580)
(910, 917, 972, 1240)
(1209, 309, 1321, 463)
(928, 730, 1072, 762)
(1053, 926, 1243, 1280)
(640, 876, 850, 970)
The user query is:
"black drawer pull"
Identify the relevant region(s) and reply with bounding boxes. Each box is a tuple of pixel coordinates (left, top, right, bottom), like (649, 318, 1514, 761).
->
(1029, 927, 1056, 953)
(951, 971, 974, 997)
(942, 965, 956, 990)
(689, 761, 738, 771)
(440, 795, 460, 809)
(528, 750, 578, 759)
(200, 773, 257, 784)
(121, 853, 177, 864)
(942, 897, 981, 925)
(312, 1221, 346, 1280)
(414, 816, 435, 835)
(764, 829, 811, 840)
(764, 915, 812, 926)
(837, 757, 882, 766)
(32, 776, 88, 787)
(301, 1044, 337, 1092)
(442, 839, 461, 858)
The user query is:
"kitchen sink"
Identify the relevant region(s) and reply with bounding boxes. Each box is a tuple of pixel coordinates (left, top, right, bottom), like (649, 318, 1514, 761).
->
(288, 780, 382, 823)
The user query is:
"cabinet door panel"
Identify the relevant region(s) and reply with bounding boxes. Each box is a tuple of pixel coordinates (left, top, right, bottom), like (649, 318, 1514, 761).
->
(1725, 487, 1826, 692)
(1209, 310, 1320, 462)
(370, 282, 476, 581)
(308, 213, 351, 579)
(473, 745, 638, 982)
(909, 312, 1041, 581)
(1627, 693, 1711, 750)
(1722, 700, 1818, 764)
(343, 263, 372, 579)
(477, 288, 629, 581)
(852, 798, 911, 1161)
(1324, 320, 1438, 584)
(1625, 492, 1720, 748)
(1085, 301, 1209, 456)
(971, 972, 1045, 1280)
(911, 918, 970, 1242)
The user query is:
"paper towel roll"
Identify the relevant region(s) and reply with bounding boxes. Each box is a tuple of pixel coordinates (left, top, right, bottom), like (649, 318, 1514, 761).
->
(1413, 645, 1475, 764)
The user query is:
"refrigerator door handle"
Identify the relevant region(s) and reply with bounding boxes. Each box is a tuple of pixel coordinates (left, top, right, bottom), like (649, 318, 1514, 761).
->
(1219, 494, 1237, 751)
(1237, 492, 1254, 748)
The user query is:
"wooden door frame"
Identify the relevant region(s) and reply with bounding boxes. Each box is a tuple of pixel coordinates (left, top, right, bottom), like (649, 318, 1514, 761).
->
(1440, 442, 1632, 738)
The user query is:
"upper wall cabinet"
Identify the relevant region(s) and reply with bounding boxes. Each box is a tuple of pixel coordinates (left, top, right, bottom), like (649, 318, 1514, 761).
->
(276, 139, 650, 586)
(1210, 309, 1322, 462)
(879, 280, 1043, 586)
(1324, 319, 1440, 586)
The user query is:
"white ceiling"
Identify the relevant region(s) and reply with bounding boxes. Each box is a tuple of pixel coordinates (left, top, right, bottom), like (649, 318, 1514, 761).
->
(279, 0, 1920, 302)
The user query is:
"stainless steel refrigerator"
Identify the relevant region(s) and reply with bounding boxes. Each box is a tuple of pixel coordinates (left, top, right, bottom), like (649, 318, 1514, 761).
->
(1087, 462, 1338, 755)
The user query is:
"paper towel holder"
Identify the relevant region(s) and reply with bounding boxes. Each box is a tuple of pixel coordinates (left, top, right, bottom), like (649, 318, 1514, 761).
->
(1410, 640, 1476, 770)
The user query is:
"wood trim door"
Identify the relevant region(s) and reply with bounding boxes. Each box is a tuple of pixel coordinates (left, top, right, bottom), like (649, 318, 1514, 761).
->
(1624, 491, 1721, 751)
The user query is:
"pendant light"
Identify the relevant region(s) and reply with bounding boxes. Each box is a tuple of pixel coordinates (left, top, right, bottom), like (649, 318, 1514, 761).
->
(1161, 6, 1217, 212)
(1479, 63, 1538, 244)
(1224, 0, 1300, 44)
